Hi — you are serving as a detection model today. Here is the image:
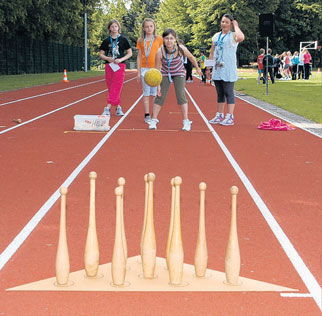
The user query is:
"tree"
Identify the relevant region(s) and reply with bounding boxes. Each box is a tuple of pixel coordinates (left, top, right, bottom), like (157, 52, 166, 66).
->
(122, 0, 160, 44)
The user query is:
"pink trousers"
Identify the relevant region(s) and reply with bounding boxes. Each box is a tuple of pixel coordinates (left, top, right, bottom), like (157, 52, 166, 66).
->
(105, 63, 126, 106)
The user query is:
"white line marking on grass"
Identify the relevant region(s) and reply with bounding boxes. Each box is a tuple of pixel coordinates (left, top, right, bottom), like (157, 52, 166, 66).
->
(185, 88, 322, 311)
(0, 78, 105, 107)
(0, 77, 136, 135)
(0, 94, 143, 271)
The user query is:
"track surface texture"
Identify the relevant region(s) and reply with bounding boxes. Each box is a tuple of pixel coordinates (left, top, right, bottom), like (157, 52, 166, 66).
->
(0, 72, 321, 315)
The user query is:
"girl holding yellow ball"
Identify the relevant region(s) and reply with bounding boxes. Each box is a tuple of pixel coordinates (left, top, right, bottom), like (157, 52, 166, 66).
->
(148, 29, 202, 131)
(136, 18, 163, 123)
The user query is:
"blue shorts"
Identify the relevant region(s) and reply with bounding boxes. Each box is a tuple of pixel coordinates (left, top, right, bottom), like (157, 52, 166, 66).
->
(140, 68, 158, 97)
(258, 69, 264, 74)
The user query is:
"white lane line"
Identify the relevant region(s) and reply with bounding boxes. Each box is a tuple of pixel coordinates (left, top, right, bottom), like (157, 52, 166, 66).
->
(185, 88, 322, 311)
(0, 89, 107, 135)
(0, 77, 136, 135)
(280, 293, 313, 298)
(0, 94, 143, 271)
(0, 78, 105, 107)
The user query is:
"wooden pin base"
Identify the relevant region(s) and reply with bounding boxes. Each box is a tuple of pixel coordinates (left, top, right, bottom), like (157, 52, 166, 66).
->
(168, 281, 189, 287)
(53, 280, 74, 287)
(223, 280, 243, 286)
(8, 256, 298, 293)
(110, 281, 131, 288)
(85, 273, 104, 280)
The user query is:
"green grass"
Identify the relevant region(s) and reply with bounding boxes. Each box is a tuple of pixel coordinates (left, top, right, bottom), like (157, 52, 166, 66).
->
(236, 69, 322, 123)
(1, 68, 321, 123)
(0, 70, 104, 92)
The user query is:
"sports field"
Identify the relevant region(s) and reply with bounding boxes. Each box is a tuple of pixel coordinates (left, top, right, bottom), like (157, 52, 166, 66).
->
(0, 71, 321, 315)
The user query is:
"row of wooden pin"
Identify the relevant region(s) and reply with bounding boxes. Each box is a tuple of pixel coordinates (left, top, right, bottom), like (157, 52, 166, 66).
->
(55, 172, 241, 287)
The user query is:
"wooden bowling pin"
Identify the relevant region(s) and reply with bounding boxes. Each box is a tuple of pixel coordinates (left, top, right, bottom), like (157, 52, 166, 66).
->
(194, 182, 208, 277)
(141, 172, 156, 279)
(168, 176, 184, 285)
(111, 186, 127, 286)
(166, 178, 175, 270)
(225, 186, 241, 285)
(84, 171, 100, 278)
(117, 177, 127, 262)
(55, 187, 70, 286)
(140, 174, 148, 259)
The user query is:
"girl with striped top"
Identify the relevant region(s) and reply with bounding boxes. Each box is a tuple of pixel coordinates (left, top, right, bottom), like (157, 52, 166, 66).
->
(148, 29, 202, 131)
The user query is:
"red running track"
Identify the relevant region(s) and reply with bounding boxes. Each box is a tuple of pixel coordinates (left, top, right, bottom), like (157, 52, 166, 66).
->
(0, 71, 321, 315)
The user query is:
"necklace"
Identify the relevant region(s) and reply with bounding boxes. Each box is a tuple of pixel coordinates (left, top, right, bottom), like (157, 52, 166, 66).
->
(144, 35, 155, 67)
(165, 47, 176, 82)
(109, 35, 120, 59)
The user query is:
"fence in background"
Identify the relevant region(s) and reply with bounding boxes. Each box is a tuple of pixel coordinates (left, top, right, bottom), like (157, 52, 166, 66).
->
(0, 35, 90, 75)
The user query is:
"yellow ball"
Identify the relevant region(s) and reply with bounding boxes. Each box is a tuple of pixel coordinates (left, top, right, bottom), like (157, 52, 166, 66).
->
(144, 68, 162, 87)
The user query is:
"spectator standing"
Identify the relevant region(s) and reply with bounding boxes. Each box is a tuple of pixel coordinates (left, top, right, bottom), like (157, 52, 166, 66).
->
(273, 54, 282, 79)
(291, 51, 300, 80)
(303, 48, 312, 80)
(298, 49, 305, 79)
(200, 52, 207, 84)
(183, 55, 193, 82)
(263, 48, 274, 84)
(257, 48, 265, 84)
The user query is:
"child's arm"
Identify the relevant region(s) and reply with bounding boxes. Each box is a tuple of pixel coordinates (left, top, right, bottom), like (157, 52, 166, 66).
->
(209, 42, 215, 60)
(155, 48, 162, 70)
(98, 50, 115, 63)
(232, 20, 245, 43)
(136, 39, 142, 80)
(114, 48, 133, 64)
(137, 47, 142, 80)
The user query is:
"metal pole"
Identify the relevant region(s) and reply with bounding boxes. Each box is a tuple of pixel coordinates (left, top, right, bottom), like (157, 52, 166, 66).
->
(265, 36, 269, 95)
(84, 11, 88, 72)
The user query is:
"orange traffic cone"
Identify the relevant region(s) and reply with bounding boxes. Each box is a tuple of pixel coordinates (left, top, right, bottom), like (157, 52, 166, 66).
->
(62, 69, 69, 83)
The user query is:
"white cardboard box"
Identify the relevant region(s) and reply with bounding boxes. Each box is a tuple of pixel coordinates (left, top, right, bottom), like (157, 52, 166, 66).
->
(73, 115, 110, 131)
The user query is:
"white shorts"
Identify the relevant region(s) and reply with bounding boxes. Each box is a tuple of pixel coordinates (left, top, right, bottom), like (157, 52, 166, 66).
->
(140, 68, 158, 97)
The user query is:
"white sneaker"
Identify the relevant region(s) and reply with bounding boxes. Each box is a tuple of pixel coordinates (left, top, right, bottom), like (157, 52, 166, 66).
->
(220, 113, 234, 126)
(102, 107, 110, 116)
(182, 119, 192, 131)
(148, 118, 159, 130)
(116, 105, 124, 116)
(144, 115, 151, 123)
(209, 112, 224, 124)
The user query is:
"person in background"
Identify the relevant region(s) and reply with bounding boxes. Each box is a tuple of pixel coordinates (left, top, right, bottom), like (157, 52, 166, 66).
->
(257, 48, 265, 84)
(208, 14, 245, 126)
(200, 51, 207, 84)
(273, 53, 282, 79)
(303, 48, 312, 80)
(183, 53, 194, 82)
(136, 18, 163, 122)
(263, 48, 274, 84)
(298, 49, 305, 79)
(282, 51, 292, 80)
(291, 51, 299, 80)
(99, 19, 132, 116)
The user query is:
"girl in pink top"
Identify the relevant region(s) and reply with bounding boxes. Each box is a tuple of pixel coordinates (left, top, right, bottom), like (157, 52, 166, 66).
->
(303, 49, 312, 79)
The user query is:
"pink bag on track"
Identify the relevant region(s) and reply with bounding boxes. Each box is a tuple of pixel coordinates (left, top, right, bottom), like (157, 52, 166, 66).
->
(257, 118, 295, 131)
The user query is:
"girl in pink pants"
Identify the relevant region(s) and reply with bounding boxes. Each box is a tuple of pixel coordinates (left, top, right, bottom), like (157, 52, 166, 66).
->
(99, 19, 132, 116)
